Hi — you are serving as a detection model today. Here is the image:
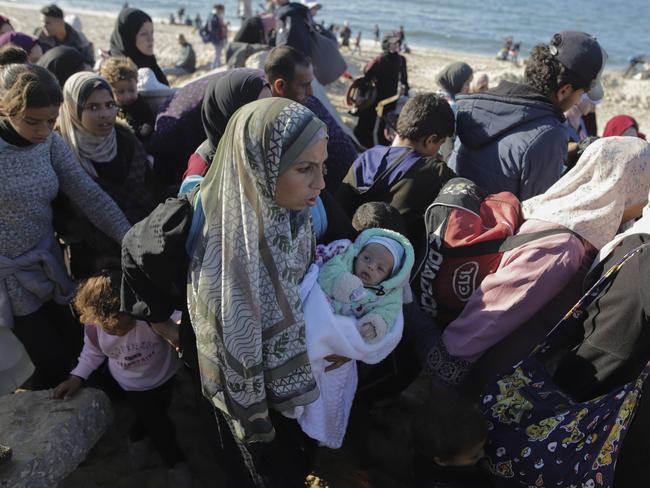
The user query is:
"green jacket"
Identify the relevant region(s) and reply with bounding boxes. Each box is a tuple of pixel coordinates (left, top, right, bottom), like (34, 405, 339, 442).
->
(317, 228, 415, 342)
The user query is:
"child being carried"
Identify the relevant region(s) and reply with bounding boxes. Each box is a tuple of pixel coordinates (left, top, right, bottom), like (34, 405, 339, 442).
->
(317, 229, 413, 344)
(294, 225, 414, 448)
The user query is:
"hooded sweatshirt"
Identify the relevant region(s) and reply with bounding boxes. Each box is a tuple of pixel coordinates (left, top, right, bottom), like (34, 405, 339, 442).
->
(317, 228, 414, 342)
(336, 145, 455, 248)
(447, 81, 567, 200)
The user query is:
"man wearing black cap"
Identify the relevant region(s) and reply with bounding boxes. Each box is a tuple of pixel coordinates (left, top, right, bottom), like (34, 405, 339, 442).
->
(448, 31, 606, 200)
(35, 4, 94, 65)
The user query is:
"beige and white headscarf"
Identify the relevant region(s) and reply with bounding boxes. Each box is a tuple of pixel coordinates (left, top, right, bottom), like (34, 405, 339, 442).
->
(590, 190, 650, 271)
(57, 72, 117, 179)
(187, 97, 328, 444)
(523, 137, 650, 250)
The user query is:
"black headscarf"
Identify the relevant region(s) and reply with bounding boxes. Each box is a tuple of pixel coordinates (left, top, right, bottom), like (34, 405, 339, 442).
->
(233, 16, 265, 44)
(436, 61, 473, 97)
(109, 8, 168, 86)
(197, 69, 269, 162)
(36, 46, 86, 88)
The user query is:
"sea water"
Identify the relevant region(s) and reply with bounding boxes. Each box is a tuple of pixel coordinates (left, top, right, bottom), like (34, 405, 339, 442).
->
(4, 0, 649, 67)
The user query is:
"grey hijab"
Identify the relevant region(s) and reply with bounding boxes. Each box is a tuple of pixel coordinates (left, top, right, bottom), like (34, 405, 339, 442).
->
(436, 62, 473, 96)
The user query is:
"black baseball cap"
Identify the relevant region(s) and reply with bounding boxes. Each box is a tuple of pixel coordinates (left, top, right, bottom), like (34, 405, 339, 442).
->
(550, 31, 607, 102)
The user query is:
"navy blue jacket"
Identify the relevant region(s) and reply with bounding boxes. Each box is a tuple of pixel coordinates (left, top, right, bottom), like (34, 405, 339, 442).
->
(448, 81, 567, 200)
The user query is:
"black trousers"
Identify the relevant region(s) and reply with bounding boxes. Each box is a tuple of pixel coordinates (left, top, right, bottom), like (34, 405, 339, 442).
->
(12, 301, 82, 390)
(353, 105, 389, 149)
(124, 378, 185, 468)
(218, 409, 315, 488)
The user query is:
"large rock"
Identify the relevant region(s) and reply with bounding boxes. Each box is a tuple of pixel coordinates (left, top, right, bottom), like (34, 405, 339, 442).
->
(0, 388, 112, 488)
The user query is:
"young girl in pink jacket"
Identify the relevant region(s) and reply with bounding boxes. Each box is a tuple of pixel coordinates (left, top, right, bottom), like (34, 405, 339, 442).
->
(53, 270, 189, 484)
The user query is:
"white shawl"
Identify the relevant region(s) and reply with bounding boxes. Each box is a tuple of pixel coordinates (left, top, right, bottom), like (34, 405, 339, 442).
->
(523, 137, 650, 250)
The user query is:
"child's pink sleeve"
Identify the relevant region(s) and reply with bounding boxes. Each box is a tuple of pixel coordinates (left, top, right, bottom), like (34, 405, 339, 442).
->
(70, 326, 107, 380)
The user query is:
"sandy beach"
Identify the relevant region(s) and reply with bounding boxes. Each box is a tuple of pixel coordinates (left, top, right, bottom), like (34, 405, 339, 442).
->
(2, 2, 649, 133)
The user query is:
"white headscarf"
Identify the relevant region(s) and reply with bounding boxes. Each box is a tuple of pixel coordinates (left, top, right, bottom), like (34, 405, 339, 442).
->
(57, 72, 118, 179)
(590, 191, 650, 270)
(523, 137, 650, 250)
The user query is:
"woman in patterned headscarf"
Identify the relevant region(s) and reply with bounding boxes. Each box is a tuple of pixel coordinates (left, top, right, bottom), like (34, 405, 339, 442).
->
(187, 97, 328, 486)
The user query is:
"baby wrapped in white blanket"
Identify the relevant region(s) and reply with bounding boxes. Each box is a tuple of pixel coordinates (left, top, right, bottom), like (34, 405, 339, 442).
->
(293, 232, 412, 448)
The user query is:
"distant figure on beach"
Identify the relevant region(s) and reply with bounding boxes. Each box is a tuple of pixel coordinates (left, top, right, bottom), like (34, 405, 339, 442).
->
(340, 21, 352, 48)
(163, 34, 196, 77)
(353, 33, 408, 148)
(397, 25, 405, 47)
(374, 24, 380, 44)
(351, 31, 361, 54)
(35, 4, 94, 65)
(201, 4, 227, 68)
(110, 7, 169, 85)
(496, 35, 512, 60)
(194, 14, 201, 30)
(509, 41, 521, 64)
(449, 31, 607, 200)
(623, 54, 649, 79)
(177, 7, 185, 23)
(169, 14, 176, 25)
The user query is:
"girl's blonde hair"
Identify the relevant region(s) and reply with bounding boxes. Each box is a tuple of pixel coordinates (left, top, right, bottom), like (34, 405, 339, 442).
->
(100, 56, 138, 84)
(73, 270, 122, 326)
